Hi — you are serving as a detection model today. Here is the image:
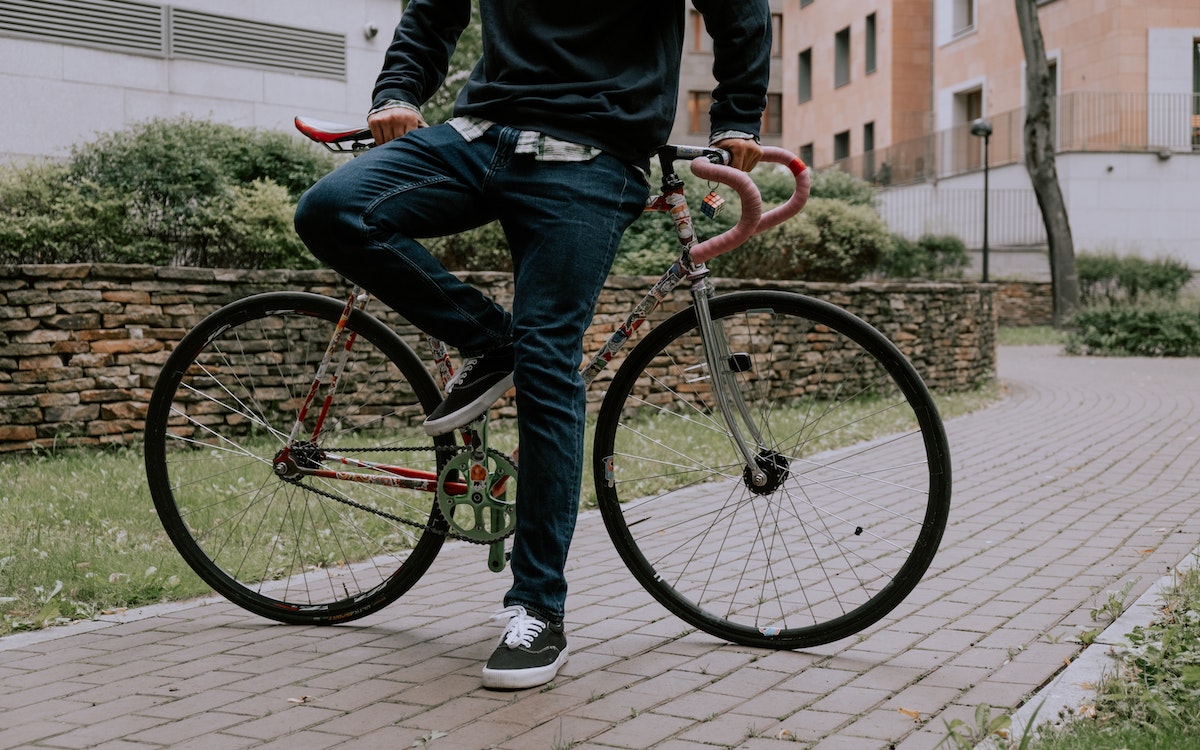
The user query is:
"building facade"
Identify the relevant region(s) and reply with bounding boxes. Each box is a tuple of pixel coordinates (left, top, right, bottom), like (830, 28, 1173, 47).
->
(784, 0, 1200, 269)
(2, 1, 787, 163)
(0, 0, 404, 163)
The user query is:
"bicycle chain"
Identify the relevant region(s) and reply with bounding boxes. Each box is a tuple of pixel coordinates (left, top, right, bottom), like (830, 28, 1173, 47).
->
(292, 443, 511, 546)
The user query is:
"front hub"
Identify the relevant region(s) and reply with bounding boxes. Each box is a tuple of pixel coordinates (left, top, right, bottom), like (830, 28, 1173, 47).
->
(743, 450, 790, 496)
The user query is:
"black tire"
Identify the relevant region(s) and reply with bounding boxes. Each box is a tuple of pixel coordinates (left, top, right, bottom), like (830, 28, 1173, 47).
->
(145, 292, 452, 625)
(593, 291, 951, 648)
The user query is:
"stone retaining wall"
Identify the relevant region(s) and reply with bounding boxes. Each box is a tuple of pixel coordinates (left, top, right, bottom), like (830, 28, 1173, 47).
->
(0, 264, 996, 453)
(994, 281, 1054, 327)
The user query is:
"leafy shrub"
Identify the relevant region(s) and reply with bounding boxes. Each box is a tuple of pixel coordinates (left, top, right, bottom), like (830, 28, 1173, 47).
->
(427, 222, 513, 272)
(613, 166, 739, 276)
(0, 164, 136, 262)
(1076, 252, 1194, 304)
(711, 197, 893, 282)
(1066, 296, 1200, 357)
(879, 233, 970, 279)
(808, 167, 877, 207)
(615, 165, 885, 281)
(0, 117, 336, 268)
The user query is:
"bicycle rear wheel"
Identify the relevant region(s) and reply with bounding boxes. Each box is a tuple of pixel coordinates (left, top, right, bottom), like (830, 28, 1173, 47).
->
(593, 290, 951, 649)
(145, 292, 451, 625)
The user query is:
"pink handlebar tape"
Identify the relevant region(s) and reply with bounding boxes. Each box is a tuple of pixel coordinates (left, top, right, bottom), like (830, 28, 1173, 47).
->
(687, 147, 811, 265)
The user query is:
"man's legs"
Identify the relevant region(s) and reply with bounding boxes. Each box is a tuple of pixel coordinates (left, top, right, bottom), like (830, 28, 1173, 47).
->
(478, 141, 647, 689)
(294, 124, 512, 356)
(296, 123, 649, 688)
(492, 148, 649, 620)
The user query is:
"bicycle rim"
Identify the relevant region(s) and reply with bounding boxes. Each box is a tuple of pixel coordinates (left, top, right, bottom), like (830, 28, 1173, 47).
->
(144, 292, 450, 624)
(593, 290, 951, 648)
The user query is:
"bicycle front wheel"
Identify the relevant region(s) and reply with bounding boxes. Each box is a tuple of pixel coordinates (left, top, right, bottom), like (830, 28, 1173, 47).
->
(593, 290, 951, 649)
(145, 292, 451, 625)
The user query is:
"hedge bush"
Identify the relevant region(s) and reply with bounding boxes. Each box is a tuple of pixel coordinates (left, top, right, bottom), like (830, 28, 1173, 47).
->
(1066, 296, 1200, 357)
(879, 233, 970, 280)
(1076, 252, 1194, 305)
(1, 119, 899, 284)
(0, 117, 336, 268)
(615, 165, 887, 282)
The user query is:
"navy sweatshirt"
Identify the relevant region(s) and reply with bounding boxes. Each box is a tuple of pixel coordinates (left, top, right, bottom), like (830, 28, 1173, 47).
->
(372, 1, 771, 163)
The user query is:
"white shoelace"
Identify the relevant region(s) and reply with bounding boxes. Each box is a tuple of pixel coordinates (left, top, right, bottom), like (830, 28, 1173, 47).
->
(489, 605, 545, 649)
(444, 357, 478, 393)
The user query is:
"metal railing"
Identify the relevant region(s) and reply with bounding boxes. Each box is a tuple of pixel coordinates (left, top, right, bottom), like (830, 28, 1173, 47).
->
(825, 91, 1200, 187)
(877, 187, 1046, 246)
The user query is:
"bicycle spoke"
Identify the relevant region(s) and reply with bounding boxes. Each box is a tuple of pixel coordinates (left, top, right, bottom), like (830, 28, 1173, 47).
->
(145, 293, 448, 625)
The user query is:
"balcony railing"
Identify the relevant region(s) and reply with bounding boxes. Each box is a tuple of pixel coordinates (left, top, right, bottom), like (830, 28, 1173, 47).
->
(826, 91, 1200, 187)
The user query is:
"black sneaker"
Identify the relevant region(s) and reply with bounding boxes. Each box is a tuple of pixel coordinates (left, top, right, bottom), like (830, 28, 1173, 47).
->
(481, 606, 569, 690)
(422, 346, 514, 436)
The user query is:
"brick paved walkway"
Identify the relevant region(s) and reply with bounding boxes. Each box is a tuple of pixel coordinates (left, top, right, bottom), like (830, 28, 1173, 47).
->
(3, 345, 1199, 750)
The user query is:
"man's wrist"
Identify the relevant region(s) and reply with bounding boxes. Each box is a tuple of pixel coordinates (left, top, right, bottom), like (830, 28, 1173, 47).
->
(710, 130, 760, 145)
(369, 99, 424, 119)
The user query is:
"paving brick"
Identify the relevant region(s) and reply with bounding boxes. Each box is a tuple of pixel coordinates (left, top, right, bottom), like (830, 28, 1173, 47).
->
(3, 347, 1200, 748)
(591, 712, 696, 749)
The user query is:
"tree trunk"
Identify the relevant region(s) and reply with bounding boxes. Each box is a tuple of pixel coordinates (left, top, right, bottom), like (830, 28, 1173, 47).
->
(1014, 0, 1078, 327)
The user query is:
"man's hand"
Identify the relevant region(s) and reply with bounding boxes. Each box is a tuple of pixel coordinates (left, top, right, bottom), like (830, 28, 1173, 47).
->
(367, 106, 427, 145)
(713, 137, 762, 172)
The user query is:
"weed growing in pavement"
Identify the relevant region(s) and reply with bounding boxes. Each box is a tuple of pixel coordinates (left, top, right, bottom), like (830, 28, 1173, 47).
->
(938, 703, 1040, 749)
(1090, 577, 1140, 624)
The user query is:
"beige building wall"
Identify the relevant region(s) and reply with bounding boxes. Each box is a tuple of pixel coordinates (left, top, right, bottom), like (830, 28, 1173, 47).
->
(788, 0, 1200, 162)
(783, 0, 930, 169)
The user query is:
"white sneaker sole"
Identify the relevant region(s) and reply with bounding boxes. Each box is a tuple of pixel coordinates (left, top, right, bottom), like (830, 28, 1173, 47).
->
(481, 647, 568, 690)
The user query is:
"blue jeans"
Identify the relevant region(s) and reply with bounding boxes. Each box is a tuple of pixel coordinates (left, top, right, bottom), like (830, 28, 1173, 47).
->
(295, 124, 649, 622)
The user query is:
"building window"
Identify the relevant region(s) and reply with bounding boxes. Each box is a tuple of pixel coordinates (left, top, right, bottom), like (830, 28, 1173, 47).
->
(834, 27, 851, 88)
(863, 121, 876, 181)
(771, 13, 782, 58)
(688, 91, 712, 134)
(800, 0, 814, 7)
(798, 48, 813, 103)
(957, 88, 983, 171)
(800, 143, 814, 167)
(865, 13, 877, 74)
(1192, 39, 1199, 149)
(834, 130, 851, 161)
(762, 94, 782, 135)
(689, 11, 712, 53)
(1193, 39, 1199, 114)
(953, 0, 976, 36)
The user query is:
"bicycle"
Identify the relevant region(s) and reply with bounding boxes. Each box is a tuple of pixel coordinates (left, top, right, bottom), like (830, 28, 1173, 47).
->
(142, 116, 951, 649)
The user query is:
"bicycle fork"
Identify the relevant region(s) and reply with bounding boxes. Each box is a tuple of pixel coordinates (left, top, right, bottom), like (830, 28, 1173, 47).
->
(689, 278, 778, 490)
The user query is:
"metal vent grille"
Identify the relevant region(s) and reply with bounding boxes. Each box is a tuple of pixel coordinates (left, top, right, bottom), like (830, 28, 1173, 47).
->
(0, 2, 346, 79)
(0, 0, 165, 55)
(169, 8, 346, 79)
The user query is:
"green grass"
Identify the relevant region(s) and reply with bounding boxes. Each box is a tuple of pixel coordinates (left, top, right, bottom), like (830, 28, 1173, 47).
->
(0, 445, 208, 635)
(0, 383, 998, 637)
(998, 326, 1070, 347)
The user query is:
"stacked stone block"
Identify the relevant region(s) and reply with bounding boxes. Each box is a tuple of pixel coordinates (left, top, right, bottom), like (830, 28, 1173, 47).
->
(0, 264, 995, 453)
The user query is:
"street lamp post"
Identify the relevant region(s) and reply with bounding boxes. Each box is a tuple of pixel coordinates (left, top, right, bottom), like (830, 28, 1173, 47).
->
(970, 118, 993, 283)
